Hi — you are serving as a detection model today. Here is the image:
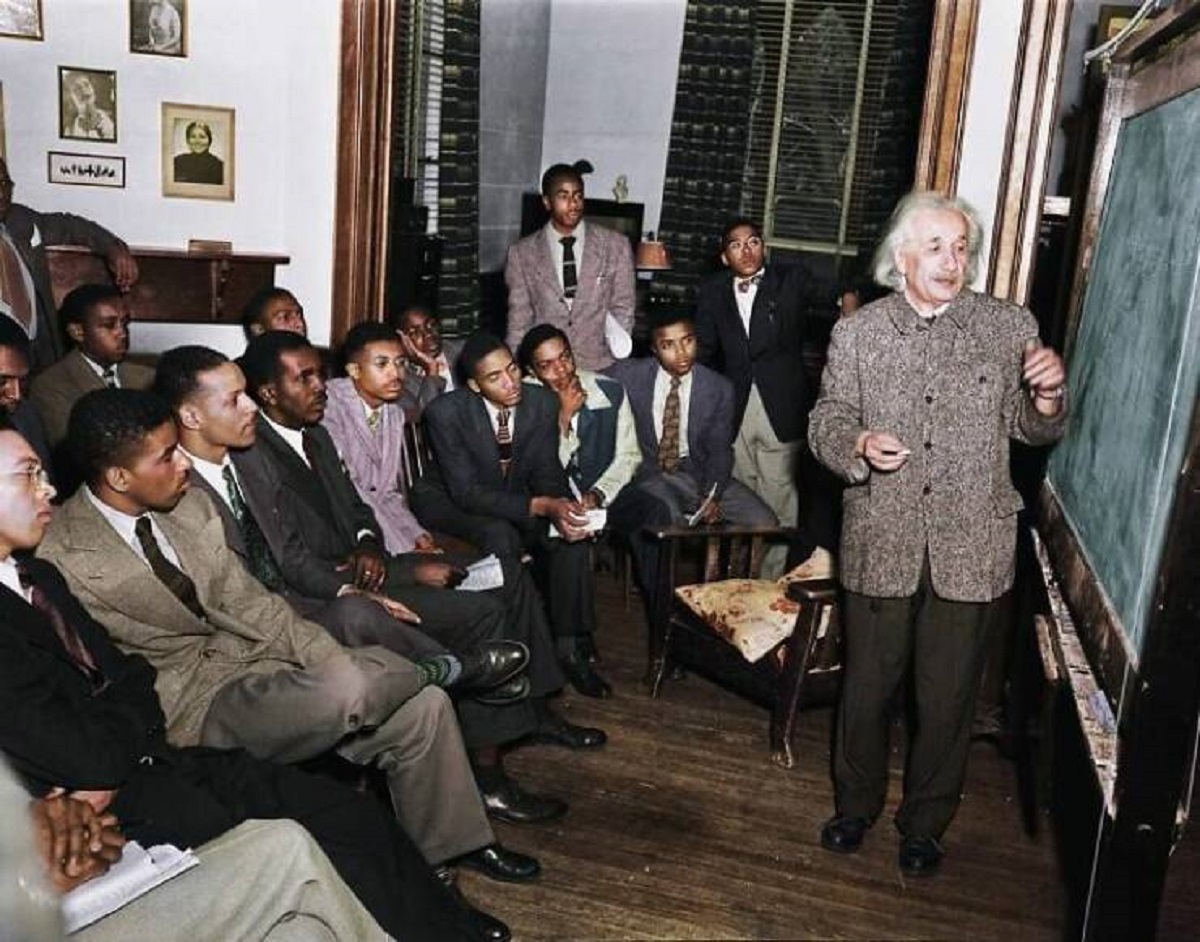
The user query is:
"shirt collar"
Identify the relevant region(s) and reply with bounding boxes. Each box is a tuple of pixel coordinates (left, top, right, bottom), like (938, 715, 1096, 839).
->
(85, 485, 143, 548)
(261, 413, 308, 463)
(0, 555, 26, 601)
(181, 447, 232, 501)
(80, 353, 113, 380)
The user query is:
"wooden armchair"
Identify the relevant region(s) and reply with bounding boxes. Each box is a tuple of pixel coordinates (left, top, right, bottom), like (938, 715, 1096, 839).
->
(645, 523, 842, 768)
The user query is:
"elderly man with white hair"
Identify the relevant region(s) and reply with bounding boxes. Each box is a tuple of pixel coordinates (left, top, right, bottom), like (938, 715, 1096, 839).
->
(808, 191, 1068, 877)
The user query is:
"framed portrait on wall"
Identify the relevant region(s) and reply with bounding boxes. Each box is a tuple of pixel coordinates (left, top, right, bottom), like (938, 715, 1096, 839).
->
(59, 67, 117, 142)
(162, 102, 234, 201)
(130, 0, 186, 57)
(0, 0, 42, 40)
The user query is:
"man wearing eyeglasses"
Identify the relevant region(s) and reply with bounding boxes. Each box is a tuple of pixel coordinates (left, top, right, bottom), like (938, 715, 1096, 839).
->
(694, 218, 826, 578)
(394, 306, 464, 422)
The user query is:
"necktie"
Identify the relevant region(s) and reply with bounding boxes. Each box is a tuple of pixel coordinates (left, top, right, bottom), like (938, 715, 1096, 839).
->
(366, 408, 382, 432)
(222, 465, 285, 591)
(301, 428, 320, 468)
(737, 273, 762, 293)
(134, 516, 207, 621)
(101, 366, 118, 389)
(658, 376, 682, 473)
(496, 407, 513, 477)
(0, 228, 33, 332)
(16, 561, 102, 682)
(560, 236, 577, 300)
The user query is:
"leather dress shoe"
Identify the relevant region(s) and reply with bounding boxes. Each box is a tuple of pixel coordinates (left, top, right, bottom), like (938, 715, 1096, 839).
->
(562, 651, 612, 699)
(455, 843, 541, 883)
(474, 674, 530, 707)
(820, 814, 872, 854)
(433, 866, 511, 942)
(481, 776, 569, 824)
(456, 641, 529, 692)
(530, 716, 607, 750)
(898, 835, 944, 877)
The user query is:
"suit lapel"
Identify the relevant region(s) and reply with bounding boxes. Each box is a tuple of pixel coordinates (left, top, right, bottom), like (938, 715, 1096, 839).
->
(189, 469, 245, 558)
(574, 227, 602, 307)
(66, 350, 105, 397)
(529, 233, 567, 308)
(747, 270, 779, 353)
(0, 581, 80, 669)
(466, 394, 502, 477)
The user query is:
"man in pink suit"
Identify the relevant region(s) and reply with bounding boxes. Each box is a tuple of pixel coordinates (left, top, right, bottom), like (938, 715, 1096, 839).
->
(504, 163, 636, 372)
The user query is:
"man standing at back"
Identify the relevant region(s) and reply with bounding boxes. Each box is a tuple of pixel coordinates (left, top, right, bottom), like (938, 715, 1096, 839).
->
(505, 163, 635, 371)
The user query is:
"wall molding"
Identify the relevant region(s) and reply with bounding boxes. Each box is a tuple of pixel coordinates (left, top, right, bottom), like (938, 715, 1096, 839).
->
(913, 0, 980, 194)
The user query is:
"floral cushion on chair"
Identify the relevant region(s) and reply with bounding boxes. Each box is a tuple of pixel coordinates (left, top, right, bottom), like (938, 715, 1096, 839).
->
(674, 579, 800, 664)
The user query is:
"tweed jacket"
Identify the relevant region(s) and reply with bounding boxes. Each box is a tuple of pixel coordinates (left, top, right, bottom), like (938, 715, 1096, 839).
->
(37, 486, 345, 746)
(322, 377, 428, 554)
(1, 203, 127, 372)
(808, 290, 1068, 602)
(30, 349, 155, 446)
(505, 222, 636, 371)
(608, 356, 737, 498)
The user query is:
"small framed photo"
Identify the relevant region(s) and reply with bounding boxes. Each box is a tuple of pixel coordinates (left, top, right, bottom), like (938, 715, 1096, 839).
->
(48, 152, 126, 188)
(130, 0, 186, 57)
(0, 0, 43, 41)
(162, 102, 234, 201)
(59, 67, 118, 143)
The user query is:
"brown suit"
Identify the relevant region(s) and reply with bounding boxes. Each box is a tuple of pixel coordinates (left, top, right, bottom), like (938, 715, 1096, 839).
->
(38, 486, 494, 863)
(30, 349, 155, 447)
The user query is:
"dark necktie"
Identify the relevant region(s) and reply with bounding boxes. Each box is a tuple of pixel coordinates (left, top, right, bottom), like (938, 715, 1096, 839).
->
(561, 236, 577, 300)
(222, 465, 285, 591)
(496, 407, 513, 477)
(301, 427, 320, 469)
(737, 273, 762, 293)
(657, 376, 682, 473)
(16, 561, 102, 682)
(101, 366, 118, 388)
(0, 228, 34, 332)
(134, 516, 207, 621)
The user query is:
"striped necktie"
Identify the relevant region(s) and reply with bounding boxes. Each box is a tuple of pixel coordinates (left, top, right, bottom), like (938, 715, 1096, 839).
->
(496, 407, 513, 476)
(16, 560, 102, 682)
(561, 236, 577, 300)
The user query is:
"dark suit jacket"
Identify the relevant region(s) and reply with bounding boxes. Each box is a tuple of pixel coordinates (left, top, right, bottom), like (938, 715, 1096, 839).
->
(695, 263, 816, 442)
(2, 203, 127, 372)
(418, 385, 571, 525)
(608, 357, 737, 497)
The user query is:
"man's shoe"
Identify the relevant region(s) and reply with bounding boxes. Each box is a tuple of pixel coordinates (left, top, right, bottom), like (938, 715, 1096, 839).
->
(562, 651, 612, 699)
(473, 674, 530, 707)
(455, 843, 541, 883)
(480, 775, 569, 824)
(820, 815, 872, 854)
(433, 866, 511, 942)
(456, 641, 529, 692)
(898, 835, 944, 877)
(530, 715, 607, 750)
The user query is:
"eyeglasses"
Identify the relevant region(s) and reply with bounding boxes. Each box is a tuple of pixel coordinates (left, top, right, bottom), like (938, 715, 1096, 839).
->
(0, 464, 53, 492)
(725, 237, 763, 252)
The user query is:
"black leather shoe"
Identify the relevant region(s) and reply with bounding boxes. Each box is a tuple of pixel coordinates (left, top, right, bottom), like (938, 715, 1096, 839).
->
(433, 866, 512, 942)
(820, 815, 872, 854)
(898, 835, 944, 877)
(473, 674, 530, 707)
(530, 716, 607, 750)
(562, 651, 612, 698)
(456, 641, 529, 692)
(481, 776, 569, 824)
(455, 843, 541, 883)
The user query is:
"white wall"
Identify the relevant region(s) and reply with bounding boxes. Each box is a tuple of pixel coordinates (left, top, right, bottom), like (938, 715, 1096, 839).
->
(540, 0, 686, 234)
(0, 0, 341, 354)
(955, 0, 1025, 288)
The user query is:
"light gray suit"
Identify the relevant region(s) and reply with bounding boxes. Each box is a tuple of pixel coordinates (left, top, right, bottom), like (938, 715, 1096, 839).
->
(38, 486, 494, 864)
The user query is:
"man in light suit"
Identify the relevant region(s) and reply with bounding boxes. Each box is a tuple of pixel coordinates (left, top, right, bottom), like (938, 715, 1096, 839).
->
(37, 388, 540, 889)
(0, 158, 139, 373)
(505, 163, 635, 371)
(395, 304, 465, 421)
(0, 421, 511, 941)
(609, 311, 777, 528)
(30, 284, 155, 450)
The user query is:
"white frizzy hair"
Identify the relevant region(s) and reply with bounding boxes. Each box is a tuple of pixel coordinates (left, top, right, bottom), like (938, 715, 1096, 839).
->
(871, 191, 984, 290)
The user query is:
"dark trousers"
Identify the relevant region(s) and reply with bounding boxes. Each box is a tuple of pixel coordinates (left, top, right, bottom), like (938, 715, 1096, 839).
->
(605, 485, 674, 614)
(834, 566, 998, 839)
(114, 746, 477, 941)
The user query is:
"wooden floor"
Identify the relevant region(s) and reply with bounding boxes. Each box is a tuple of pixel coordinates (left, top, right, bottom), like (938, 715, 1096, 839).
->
(459, 577, 1067, 941)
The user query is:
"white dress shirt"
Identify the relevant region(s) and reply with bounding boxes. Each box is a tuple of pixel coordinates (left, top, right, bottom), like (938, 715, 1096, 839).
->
(85, 487, 182, 567)
(182, 448, 236, 513)
(733, 267, 765, 336)
(652, 366, 692, 460)
(0, 555, 29, 602)
(261, 414, 310, 467)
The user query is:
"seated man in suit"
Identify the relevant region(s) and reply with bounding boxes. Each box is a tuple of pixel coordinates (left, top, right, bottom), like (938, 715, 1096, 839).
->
(240, 285, 307, 340)
(0, 157, 139, 373)
(505, 162, 636, 371)
(695, 218, 828, 576)
(0, 420, 511, 941)
(410, 332, 613, 698)
(0, 317, 53, 479)
(37, 388, 540, 889)
(609, 310, 778, 528)
(516, 323, 672, 619)
(395, 305, 464, 421)
(30, 284, 154, 450)
(237, 331, 603, 816)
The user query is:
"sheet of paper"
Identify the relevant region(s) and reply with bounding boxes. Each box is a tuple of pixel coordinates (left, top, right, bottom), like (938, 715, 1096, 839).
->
(549, 508, 607, 539)
(63, 841, 199, 934)
(686, 483, 719, 527)
(456, 554, 505, 592)
(605, 314, 633, 359)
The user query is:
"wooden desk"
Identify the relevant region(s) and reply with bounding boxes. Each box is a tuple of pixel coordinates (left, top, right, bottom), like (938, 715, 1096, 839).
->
(45, 246, 290, 323)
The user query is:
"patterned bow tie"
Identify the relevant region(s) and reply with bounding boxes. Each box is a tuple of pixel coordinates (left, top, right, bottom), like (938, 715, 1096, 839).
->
(737, 274, 762, 293)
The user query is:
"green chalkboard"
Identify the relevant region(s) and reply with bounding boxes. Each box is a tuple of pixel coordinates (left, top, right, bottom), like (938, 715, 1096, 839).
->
(1047, 85, 1200, 659)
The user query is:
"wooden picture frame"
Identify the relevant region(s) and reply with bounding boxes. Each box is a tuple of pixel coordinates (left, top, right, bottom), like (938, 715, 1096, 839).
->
(130, 0, 186, 57)
(58, 67, 118, 143)
(0, 0, 42, 40)
(161, 102, 234, 201)
(47, 152, 126, 188)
